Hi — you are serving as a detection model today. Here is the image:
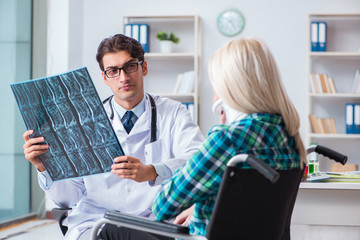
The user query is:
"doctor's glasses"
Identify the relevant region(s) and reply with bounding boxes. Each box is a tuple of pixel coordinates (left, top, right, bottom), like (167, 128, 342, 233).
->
(104, 61, 143, 78)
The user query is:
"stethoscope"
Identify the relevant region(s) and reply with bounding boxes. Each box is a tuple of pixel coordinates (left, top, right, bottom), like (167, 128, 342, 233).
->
(103, 93, 157, 143)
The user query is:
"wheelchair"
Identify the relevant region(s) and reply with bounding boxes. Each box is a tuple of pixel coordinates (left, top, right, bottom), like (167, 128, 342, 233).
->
(88, 145, 347, 240)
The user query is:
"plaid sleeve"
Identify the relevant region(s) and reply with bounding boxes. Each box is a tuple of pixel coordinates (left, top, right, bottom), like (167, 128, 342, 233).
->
(152, 127, 235, 221)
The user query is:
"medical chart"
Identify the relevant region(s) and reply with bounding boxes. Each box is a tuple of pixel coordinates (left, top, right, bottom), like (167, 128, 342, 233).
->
(11, 67, 124, 181)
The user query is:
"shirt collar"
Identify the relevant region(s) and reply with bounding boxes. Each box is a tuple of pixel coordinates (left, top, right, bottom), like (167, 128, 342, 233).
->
(113, 95, 146, 119)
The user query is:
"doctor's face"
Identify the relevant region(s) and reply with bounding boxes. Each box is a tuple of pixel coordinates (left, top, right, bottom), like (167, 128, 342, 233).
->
(102, 50, 148, 110)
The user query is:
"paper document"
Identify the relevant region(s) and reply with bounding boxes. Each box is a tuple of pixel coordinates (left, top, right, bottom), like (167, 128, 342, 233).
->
(11, 67, 124, 181)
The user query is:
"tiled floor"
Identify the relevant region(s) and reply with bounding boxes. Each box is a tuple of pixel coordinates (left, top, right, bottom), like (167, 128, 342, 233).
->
(1, 220, 360, 240)
(0, 219, 63, 240)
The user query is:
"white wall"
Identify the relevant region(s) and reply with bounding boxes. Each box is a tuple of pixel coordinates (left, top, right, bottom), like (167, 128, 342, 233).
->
(47, 0, 360, 138)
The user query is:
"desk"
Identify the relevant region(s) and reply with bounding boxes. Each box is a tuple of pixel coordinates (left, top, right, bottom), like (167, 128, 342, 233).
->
(292, 183, 360, 226)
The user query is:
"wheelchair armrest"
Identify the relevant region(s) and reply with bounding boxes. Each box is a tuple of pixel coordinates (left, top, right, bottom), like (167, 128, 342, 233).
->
(91, 210, 207, 240)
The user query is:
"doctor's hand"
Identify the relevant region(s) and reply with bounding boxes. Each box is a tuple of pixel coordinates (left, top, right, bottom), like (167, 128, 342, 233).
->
(174, 205, 195, 226)
(23, 130, 48, 172)
(111, 156, 158, 183)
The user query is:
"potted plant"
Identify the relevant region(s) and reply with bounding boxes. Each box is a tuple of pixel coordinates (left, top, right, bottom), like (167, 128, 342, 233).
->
(156, 31, 180, 53)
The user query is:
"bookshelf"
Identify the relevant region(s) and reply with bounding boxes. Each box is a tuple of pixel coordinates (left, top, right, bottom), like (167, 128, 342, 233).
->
(306, 13, 360, 181)
(122, 15, 201, 124)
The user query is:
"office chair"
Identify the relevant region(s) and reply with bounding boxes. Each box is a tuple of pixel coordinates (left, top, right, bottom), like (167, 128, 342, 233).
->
(90, 145, 347, 240)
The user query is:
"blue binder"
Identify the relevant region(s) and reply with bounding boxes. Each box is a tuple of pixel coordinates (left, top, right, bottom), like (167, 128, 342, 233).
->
(354, 104, 360, 134)
(139, 24, 149, 52)
(310, 22, 319, 52)
(318, 22, 327, 52)
(346, 103, 354, 134)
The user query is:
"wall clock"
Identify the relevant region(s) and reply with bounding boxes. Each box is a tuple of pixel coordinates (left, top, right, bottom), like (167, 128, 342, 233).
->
(217, 9, 245, 37)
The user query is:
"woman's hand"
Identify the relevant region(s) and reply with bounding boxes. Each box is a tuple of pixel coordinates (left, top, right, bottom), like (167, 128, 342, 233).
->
(173, 205, 195, 225)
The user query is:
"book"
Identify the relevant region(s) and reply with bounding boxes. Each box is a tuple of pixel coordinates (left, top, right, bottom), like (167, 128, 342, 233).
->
(327, 76, 337, 93)
(329, 118, 337, 134)
(309, 114, 337, 134)
(315, 73, 323, 93)
(323, 172, 360, 182)
(319, 73, 327, 93)
(173, 73, 184, 93)
(10, 67, 125, 181)
(178, 71, 194, 94)
(311, 74, 319, 93)
(350, 70, 360, 94)
(309, 114, 319, 133)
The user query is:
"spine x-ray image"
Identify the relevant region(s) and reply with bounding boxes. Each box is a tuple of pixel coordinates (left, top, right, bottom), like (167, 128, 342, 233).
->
(11, 67, 124, 181)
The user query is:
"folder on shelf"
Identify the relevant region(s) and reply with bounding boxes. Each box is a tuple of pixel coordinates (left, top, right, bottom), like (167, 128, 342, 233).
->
(318, 22, 327, 52)
(346, 103, 354, 134)
(182, 102, 195, 121)
(139, 24, 149, 52)
(132, 24, 139, 42)
(124, 24, 149, 52)
(124, 24, 132, 38)
(310, 22, 319, 51)
(354, 104, 360, 134)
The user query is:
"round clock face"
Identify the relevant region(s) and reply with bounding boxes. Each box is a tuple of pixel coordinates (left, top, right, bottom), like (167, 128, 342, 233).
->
(217, 9, 245, 37)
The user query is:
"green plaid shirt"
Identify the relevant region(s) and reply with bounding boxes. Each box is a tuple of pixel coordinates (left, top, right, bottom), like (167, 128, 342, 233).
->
(152, 113, 300, 236)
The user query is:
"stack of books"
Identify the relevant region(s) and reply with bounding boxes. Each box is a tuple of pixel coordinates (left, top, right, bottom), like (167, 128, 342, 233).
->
(173, 71, 194, 94)
(309, 73, 336, 94)
(309, 114, 337, 134)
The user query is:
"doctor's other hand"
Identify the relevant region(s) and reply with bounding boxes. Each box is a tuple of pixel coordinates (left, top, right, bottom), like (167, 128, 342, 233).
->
(23, 130, 48, 172)
(173, 205, 195, 226)
(111, 156, 158, 182)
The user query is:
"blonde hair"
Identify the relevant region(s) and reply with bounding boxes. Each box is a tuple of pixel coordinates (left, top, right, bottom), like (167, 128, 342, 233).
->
(208, 38, 306, 165)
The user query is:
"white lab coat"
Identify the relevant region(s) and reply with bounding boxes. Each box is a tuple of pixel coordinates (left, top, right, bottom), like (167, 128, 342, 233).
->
(38, 95, 205, 239)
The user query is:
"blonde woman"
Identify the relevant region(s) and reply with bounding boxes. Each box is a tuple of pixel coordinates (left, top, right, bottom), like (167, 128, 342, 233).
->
(152, 38, 306, 236)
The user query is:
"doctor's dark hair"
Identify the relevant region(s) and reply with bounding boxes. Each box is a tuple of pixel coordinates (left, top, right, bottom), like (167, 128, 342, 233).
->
(96, 34, 145, 71)
(208, 38, 306, 166)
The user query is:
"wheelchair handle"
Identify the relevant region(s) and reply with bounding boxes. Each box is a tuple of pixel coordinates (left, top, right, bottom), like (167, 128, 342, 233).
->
(228, 154, 280, 184)
(307, 145, 347, 165)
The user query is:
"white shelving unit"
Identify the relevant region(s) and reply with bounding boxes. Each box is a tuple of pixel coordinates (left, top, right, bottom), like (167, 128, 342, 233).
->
(305, 13, 360, 185)
(292, 13, 360, 227)
(122, 15, 201, 124)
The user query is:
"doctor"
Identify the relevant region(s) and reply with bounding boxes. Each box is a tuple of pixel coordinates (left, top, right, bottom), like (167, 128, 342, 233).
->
(22, 34, 204, 240)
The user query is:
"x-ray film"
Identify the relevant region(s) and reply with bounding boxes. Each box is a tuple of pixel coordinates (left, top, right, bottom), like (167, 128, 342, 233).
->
(11, 67, 124, 181)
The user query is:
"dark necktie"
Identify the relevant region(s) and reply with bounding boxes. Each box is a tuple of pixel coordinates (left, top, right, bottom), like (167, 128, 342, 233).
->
(122, 111, 135, 134)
